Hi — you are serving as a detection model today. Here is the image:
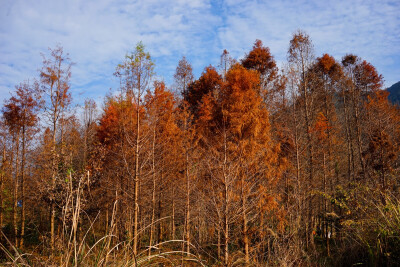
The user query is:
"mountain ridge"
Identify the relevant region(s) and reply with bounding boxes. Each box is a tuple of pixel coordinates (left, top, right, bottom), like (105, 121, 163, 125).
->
(387, 81, 400, 104)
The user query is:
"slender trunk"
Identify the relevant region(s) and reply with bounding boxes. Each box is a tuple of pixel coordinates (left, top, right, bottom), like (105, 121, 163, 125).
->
(293, 100, 301, 205)
(342, 90, 353, 181)
(115, 188, 119, 241)
(149, 127, 156, 257)
(105, 203, 109, 235)
(185, 151, 190, 254)
(217, 222, 221, 261)
(0, 146, 5, 238)
(133, 88, 140, 255)
(70, 173, 80, 267)
(292, 90, 303, 247)
(242, 207, 249, 264)
(83, 127, 88, 168)
(60, 113, 65, 166)
(323, 152, 329, 256)
(184, 116, 191, 255)
(323, 80, 334, 191)
(20, 124, 26, 248)
(157, 190, 162, 243)
(51, 115, 57, 251)
(197, 205, 202, 246)
(223, 129, 229, 266)
(302, 58, 314, 250)
(172, 187, 175, 240)
(284, 172, 289, 208)
(13, 133, 20, 247)
(224, 191, 229, 266)
(241, 174, 249, 264)
(379, 131, 386, 190)
(260, 211, 265, 262)
(352, 88, 366, 179)
(303, 64, 313, 186)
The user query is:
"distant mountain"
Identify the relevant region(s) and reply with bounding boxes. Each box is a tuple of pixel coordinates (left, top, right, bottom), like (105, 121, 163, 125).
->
(387, 81, 400, 104)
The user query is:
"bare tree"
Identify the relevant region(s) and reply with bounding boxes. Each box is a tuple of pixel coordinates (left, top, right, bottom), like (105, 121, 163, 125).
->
(174, 56, 194, 97)
(287, 30, 315, 249)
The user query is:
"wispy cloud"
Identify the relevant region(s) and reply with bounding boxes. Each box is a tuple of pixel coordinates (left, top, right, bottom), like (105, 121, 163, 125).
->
(0, 0, 399, 104)
(218, 0, 400, 86)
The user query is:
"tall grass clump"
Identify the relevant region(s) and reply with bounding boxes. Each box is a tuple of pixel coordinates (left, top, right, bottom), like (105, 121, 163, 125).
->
(1, 171, 206, 266)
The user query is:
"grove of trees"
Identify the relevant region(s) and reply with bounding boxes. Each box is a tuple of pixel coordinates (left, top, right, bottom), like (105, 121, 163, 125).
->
(1, 31, 400, 266)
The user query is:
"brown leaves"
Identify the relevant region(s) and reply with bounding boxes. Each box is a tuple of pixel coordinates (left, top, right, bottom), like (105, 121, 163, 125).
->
(313, 112, 331, 141)
(40, 45, 72, 111)
(2, 81, 41, 133)
(185, 66, 222, 118)
(222, 64, 266, 141)
(288, 29, 314, 65)
(174, 56, 194, 95)
(318, 54, 336, 74)
(97, 102, 120, 145)
(355, 60, 384, 92)
(241, 39, 277, 80)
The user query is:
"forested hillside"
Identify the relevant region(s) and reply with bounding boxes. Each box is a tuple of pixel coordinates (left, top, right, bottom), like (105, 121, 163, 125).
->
(387, 81, 400, 104)
(1, 31, 400, 266)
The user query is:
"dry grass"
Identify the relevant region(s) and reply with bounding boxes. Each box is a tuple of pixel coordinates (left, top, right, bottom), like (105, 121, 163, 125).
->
(0, 172, 206, 267)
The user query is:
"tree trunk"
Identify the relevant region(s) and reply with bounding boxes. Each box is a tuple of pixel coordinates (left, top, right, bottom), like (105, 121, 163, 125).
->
(13, 133, 20, 248)
(0, 146, 5, 242)
(342, 90, 355, 182)
(172, 187, 175, 240)
(184, 115, 191, 255)
(20, 124, 26, 248)
(352, 88, 366, 179)
(157, 191, 162, 243)
(149, 127, 156, 257)
(241, 175, 249, 264)
(217, 223, 221, 261)
(51, 115, 57, 251)
(224, 191, 229, 266)
(302, 58, 314, 250)
(291, 89, 303, 248)
(185, 152, 190, 254)
(223, 129, 229, 266)
(133, 90, 140, 255)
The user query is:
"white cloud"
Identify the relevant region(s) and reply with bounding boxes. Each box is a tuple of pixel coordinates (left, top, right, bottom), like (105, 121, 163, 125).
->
(218, 0, 400, 86)
(0, 0, 220, 103)
(0, 0, 399, 106)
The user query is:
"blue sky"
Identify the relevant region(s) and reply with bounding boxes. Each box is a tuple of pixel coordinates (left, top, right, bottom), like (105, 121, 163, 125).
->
(1, 0, 399, 105)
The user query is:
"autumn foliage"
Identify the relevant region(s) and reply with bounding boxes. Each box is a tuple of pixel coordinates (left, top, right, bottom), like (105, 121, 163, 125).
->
(1, 34, 400, 266)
